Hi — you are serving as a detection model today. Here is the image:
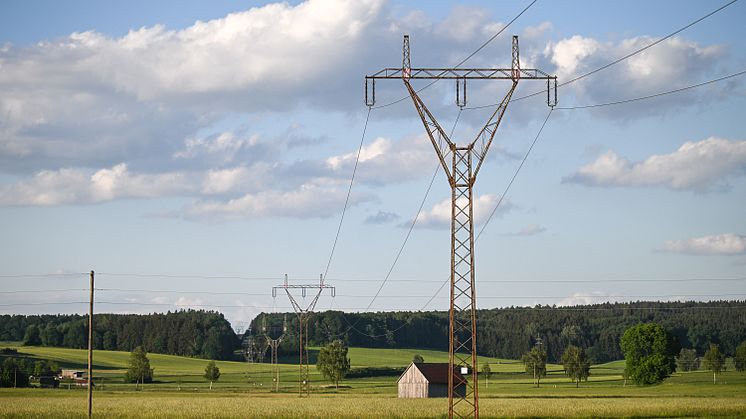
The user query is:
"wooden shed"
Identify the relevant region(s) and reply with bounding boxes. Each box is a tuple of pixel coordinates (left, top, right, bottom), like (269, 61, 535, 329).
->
(397, 362, 466, 398)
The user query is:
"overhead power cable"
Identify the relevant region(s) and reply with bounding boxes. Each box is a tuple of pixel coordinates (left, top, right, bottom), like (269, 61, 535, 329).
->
(466, 0, 740, 110)
(555, 69, 746, 110)
(2, 300, 746, 312)
(323, 107, 372, 280)
(419, 108, 553, 311)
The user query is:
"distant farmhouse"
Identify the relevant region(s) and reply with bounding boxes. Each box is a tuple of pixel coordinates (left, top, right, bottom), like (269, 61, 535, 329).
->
(397, 362, 466, 398)
(60, 369, 84, 380)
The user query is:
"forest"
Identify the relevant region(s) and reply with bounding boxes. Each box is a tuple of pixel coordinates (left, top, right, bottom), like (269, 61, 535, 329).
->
(0, 310, 238, 360)
(2, 301, 744, 363)
(253, 300, 746, 363)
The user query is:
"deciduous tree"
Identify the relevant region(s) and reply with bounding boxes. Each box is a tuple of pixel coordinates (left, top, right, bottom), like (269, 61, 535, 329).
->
(521, 346, 547, 388)
(735, 340, 746, 372)
(561, 345, 591, 387)
(676, 348, 699, 372)
(702, 343, 725, 384)
(620, 323, 676, 385)
(125, 346, 154, 389)
(481, 362, 492, 387)
(204, 361, 220, 390)
(316, 340, 350, 389)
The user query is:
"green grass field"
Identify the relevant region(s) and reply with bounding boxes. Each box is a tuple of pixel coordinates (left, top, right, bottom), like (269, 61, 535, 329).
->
(1, 342, 745, 418)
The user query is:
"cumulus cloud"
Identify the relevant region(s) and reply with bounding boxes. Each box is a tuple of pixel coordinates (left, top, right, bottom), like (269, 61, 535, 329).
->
(542, 35, 726, 116)
(0, 162, 280, 206)
(513, 224, 547, 236)
(0, 164, 195, 205)
(182, 184, 373, 221)
(365, 211, 400, 224)
(558, 291, 615, 306)
(564, 137, 746, 192)
(410, 194, 514, 229)
(661, 233, 746, 255)
(324, 135, 435, 184)
(0, 0, 386, 173)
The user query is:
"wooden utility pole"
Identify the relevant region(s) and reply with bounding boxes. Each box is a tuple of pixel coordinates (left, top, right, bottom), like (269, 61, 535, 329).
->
(88, 270, 94, 418)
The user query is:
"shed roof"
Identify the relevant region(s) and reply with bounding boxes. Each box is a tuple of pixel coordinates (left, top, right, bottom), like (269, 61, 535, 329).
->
(410, 363, 466, 385)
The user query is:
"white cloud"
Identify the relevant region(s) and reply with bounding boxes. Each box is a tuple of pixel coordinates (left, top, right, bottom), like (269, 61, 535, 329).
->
(558, 291, 615, 306)
(522, 21, 553, 40)
(174, 297, 206, 309)
(542, 35, 726, 116)
(412, 194, 513, 229)
(662, 233, 746, 255)
(365, 210, 400, 224)
(564, 137, 746, 192)
(435, 5, 488, 43)
(183, 184, 372, 221)
(41, 0, 383, 100)
(174, 133, 260, 164)
(320, 135, 435, 185)
(0, 162, 278, 206)
(0, 0, 385, 172)
(514, 224, 547, 236)
(0, 163, 194, 205)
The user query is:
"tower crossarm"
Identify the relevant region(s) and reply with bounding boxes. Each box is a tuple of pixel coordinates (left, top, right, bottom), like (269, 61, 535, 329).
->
(366, 67, 554, 80)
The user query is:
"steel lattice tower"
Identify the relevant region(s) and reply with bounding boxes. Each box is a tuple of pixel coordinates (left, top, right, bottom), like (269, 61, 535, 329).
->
(263, 314, 287, 392)
(273, 274, 335, 397)
(365, 35, 557, 418)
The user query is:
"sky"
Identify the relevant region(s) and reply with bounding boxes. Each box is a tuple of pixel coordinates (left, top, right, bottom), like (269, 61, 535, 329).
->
(0, 0, 745, 331)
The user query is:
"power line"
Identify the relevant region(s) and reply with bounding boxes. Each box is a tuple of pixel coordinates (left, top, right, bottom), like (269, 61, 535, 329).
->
(2, 300, 745, 312)
(410, 108, 554, 312)
(0, 273, 87, 278)
(555, 69, 746, 110)
(0, 289, 87, 294)
(363, 109, 462, 311)
(332, 110, 463, 338)
(96, 272, 286, 280)
(466, 0, 740, 110)
(477, 107, 552, 240)
(323, 107, 372, 280)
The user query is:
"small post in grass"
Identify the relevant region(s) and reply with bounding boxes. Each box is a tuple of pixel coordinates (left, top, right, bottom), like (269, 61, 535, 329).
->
(88, 270, 94, 418)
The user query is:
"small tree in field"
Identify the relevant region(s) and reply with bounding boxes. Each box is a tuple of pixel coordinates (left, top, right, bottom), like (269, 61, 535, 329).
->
(413, 354, 424, 363)
(521, 346, 547, 388)
(316, 340, 350, 389)
(676, 348, 699, 372)
(204, 361, 220, 390)
(702, 343, 725, 384)
(620, 323, 675, 385)
(125, 346, 153, 390)
(481, 362, 492, 387)
(735, 341, 746, 372)
(561, 345, 591, 387)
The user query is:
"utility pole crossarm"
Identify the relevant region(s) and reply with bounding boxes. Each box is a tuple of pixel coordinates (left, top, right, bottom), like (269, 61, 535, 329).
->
(367, 67, 554, 80)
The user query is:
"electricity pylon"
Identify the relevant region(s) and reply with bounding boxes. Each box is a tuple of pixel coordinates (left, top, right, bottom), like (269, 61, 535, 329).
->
(273, 274, 335, 397)
(365, 35, 557, 419)
(263, 314, 288, 392)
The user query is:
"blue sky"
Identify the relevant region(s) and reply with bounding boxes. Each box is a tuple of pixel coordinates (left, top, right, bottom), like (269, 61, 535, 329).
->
(1, 0, 745, 330)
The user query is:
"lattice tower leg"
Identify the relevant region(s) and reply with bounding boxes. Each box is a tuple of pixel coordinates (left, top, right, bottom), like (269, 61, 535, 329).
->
(298, 315, 311, 397)
(448, 146, 479, 419)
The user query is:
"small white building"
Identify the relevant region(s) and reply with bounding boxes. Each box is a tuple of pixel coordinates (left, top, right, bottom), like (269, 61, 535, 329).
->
(397, 362, 466, 398)
(60, 369, 85, 379)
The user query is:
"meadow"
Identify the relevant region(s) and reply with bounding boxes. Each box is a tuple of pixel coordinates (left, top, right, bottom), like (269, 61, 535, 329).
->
(1, 342, 745, 418)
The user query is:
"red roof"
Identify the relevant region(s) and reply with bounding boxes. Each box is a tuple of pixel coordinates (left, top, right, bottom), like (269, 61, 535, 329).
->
(413, 363, 466, 385)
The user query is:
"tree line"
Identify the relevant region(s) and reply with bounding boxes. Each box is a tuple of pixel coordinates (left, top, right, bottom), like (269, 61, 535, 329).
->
(0, 310, 239, 360)
(3, 301, 744, 363)
(252, 300, 746, 363)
